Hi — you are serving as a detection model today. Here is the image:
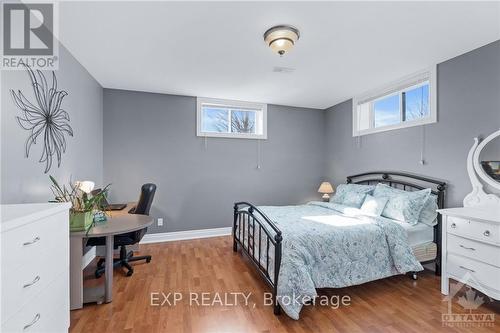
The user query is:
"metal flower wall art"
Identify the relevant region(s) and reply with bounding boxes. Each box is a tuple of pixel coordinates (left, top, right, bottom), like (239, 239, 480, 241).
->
(11, 65, 73, 173)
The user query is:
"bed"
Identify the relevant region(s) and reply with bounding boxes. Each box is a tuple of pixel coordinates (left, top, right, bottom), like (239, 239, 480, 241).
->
(232, 171, 446, 319)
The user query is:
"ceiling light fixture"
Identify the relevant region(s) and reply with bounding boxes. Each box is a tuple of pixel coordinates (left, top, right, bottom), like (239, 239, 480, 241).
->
(263, 25, 300, 56)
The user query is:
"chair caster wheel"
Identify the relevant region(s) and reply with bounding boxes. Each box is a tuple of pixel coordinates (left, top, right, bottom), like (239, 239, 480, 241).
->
(146, 257, 151, 263)
(97, 258, 105, 269)
(126, 270, 134, 277)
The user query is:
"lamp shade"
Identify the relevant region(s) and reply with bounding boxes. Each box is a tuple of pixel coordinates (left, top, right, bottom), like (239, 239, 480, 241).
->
(317, 182, 334, 194)
(75, 180, 95, 194)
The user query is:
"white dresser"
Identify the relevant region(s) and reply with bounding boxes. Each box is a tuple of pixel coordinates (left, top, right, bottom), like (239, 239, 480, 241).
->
(439, 206, 500, 300)
(1, 203, 72, 333)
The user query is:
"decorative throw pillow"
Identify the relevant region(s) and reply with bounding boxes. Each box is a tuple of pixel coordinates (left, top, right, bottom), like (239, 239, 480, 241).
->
(342, 191, 368, 208)
(360, 194, 389, 216)
(373, 184, 431, 225)
(418, 194, 438, 226)
(331, 184, 375, 206)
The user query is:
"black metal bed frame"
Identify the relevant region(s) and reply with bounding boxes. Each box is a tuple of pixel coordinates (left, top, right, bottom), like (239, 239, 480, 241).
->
(233, 171, 446, 316)
(232, 202, 283, 314)
(346, 171, 446, 275)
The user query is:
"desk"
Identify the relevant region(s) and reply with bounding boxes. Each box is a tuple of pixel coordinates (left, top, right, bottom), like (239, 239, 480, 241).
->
(70, 214, 153, 310)
(108, 202, 136, 218)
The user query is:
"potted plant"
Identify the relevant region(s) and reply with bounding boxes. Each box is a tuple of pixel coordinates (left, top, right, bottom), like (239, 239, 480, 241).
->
(49, 176, 110, 231)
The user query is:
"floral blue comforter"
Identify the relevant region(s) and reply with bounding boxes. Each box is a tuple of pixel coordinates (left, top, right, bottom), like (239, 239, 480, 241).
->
(255, 201, 423, 320)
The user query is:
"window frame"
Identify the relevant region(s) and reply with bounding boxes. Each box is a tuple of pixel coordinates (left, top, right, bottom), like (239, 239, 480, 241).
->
(352, 67, 437, 137)
(197, 97, 268, 140)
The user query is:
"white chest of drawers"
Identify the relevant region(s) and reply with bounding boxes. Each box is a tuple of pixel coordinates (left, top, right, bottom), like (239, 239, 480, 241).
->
(439, 206, 500, 300)
(1, 203, 71, 333)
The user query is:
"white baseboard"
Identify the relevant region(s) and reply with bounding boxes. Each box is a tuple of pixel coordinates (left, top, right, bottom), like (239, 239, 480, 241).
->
(82, 246, 96, 269)
(140, 227, 232, 244)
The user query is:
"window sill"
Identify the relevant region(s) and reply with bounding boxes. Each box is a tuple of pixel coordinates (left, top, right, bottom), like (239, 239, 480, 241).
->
(197, 132, 267, 140)
(353, 116, 436, 137)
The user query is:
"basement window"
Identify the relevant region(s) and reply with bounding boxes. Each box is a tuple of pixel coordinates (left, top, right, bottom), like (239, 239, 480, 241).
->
(197, 97, 267, 139)
(352, 67, 437, 136)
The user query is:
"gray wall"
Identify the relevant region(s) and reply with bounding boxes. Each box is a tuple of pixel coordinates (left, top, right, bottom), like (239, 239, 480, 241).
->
(3, 34, 496, 233)
(325, 41, 500, 207)
(103, 89, 325, 233)
(1, 45, 103, 204)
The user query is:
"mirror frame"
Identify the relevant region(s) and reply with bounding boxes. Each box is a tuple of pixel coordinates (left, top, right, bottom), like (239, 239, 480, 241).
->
(464, 129, 500, 208)
(474, 128, 500, 191)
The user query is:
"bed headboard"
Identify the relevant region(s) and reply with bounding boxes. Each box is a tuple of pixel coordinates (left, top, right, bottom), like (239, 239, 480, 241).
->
(346, 171, 446, 209)
(346, 171, 447, 275)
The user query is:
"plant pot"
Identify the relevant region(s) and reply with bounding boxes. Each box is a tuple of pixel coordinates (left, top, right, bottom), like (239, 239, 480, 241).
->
(70, 211, 94, 231)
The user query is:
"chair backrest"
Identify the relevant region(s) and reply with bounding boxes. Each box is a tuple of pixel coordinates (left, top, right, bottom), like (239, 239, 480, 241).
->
(132, 183, 156, 216)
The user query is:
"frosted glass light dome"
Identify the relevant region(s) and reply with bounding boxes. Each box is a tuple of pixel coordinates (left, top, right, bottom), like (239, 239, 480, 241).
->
(263, 25, 300, 56)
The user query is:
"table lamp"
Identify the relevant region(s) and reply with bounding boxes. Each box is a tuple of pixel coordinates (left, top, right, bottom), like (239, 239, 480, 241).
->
(75, 180, 95, 194)
(318, 182, 334, 202)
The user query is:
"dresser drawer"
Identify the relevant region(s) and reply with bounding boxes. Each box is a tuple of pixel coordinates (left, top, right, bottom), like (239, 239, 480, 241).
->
(37, 304, 69, 333)
(447, 216, 500, 245)
(1, 238, 69, 322)
(1, 272, 69, 333)
(447, 254, 500, 292)
(1, 210, 68, 271)
(447, 234, 500, 267)
(2, 304, 69, 333)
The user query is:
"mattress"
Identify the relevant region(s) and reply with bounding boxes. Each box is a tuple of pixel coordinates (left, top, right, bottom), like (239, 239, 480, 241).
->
(412, 241, 437, 262)
(392, 220, 434, 247)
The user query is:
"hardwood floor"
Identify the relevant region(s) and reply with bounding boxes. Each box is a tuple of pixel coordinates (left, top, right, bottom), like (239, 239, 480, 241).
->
(70, 236, 500, 333)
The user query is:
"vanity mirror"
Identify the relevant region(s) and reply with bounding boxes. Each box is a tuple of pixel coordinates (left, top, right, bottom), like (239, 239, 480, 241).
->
(481, 161, 500, 182)
(464, 129, 500, 207)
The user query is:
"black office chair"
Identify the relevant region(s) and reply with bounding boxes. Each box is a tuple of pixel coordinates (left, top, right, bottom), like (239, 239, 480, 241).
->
(89, 183, 157, 278)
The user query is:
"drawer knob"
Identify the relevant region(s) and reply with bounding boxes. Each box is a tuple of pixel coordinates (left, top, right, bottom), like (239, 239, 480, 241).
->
(23, 313, 40, 331)
(459, 244, 476, 251)
(22, 236, 40, 246)
(450, 223, 456, 228)
(23, 275, 40, 288)
(459, 265, 475, 273)
(484, 230, 491, 237)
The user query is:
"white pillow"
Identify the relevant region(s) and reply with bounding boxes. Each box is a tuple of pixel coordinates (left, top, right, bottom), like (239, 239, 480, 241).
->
(360, 194, 389, 216)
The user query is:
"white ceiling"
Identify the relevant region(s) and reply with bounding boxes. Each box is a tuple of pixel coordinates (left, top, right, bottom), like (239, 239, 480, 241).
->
(59, 1, 500, 109)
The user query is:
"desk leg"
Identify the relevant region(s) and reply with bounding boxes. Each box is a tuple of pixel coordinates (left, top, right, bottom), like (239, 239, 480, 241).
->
(105, 235, 114, 303)
(70, 237, 84, 310)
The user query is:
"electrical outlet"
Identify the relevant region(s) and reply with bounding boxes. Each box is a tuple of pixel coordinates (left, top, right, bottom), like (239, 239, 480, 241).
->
(157, 218, 163, 226)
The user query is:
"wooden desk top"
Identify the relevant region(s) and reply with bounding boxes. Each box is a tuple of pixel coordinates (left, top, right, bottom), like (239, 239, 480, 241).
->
(70, 210, 153, 238)
(107, 202, 136, 218)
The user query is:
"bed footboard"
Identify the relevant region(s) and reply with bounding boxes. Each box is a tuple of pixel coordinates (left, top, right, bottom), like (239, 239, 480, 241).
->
(233, 202, 282, 315)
